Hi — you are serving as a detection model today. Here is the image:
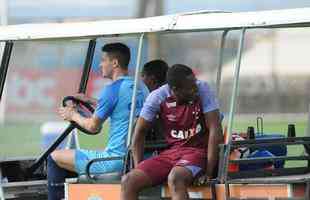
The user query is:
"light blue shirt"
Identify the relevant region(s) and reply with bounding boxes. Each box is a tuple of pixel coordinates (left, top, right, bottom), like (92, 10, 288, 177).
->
(94, 76, 149, 155)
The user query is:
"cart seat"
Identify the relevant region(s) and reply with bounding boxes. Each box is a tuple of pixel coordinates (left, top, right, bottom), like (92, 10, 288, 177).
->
(77, 172, 122, 184)
(228, 172, 310, 184)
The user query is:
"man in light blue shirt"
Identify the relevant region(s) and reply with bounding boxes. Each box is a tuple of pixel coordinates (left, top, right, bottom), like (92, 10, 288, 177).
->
(47, 42, 148, 200)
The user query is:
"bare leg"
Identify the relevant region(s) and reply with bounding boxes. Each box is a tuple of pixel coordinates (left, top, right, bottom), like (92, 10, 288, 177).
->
(51, 149, 76, 172)
(168, 166, 194, 200)
(121, 169, 153, 200)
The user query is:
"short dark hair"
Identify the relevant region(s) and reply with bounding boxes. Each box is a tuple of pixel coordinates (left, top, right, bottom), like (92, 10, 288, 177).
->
(142, 60, 169, 85)
(166, 64, 194, 88)
(101, 43, 130, 69)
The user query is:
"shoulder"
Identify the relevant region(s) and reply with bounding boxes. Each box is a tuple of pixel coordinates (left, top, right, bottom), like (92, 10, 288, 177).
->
(196, 79, 217, 97)
(98, 78, 125, 99)
(196, 80, 212, 91)
(120, 76, 149, 96)
(146, 84, 170, 103)
(196, 79, 219, 112)
(108, 76, 134, 91)
(139, 84, 170, 121)
(104, 78, 124, 89)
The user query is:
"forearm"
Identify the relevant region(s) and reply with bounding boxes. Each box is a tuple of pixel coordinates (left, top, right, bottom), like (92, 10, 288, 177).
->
(207, 128, 223, 177)
(71, 112, 100, 134)
(132, 135, 145, 167)
(131, 118, 151, 167)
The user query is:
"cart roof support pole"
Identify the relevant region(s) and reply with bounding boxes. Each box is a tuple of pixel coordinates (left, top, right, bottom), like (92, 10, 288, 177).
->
(216, 30, 229, 95)
(222, 28, 246, 198)
(0, 41, 13, 102)
(127, 33, 145, 147)
(78, 39, 96, 93)
(307, 103, 310, 136)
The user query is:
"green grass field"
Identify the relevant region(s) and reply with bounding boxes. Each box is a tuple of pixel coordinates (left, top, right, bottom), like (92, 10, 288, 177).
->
(0, 122, 110, 158)
(0, 118, 308, 168)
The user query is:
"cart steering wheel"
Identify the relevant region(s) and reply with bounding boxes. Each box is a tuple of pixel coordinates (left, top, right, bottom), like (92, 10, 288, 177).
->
(62, 96, 100, 135)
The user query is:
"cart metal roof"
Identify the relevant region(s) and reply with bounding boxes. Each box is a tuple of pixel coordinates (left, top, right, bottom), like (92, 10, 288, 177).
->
(0, 8, 310, 41)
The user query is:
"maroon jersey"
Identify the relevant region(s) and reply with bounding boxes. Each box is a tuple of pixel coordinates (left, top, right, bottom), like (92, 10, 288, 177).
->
(140, 82, 219, 151)
(159, 96, 208, 150)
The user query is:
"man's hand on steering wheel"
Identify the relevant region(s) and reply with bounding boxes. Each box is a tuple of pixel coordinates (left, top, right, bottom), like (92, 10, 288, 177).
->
(58, 106, 77, 121)
(60, 95, 100, 135)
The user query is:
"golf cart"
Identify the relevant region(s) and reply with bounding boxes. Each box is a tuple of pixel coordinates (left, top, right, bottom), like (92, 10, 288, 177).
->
(0, 8, 310, 200)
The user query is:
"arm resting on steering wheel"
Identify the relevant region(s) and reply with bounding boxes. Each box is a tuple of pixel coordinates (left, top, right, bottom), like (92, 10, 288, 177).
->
(72, 113, 102, 134)
(59, 106, 102, 134)
(59, 96, 104, 135)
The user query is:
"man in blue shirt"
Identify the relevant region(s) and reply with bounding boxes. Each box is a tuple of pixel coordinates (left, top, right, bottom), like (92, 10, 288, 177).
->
(47, 42, 148, 200)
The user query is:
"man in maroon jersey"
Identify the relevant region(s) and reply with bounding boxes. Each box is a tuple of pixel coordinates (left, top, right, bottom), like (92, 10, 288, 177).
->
(121, 64, 223, 200)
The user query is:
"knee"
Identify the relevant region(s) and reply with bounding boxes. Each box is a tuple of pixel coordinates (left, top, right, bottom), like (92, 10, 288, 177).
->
(50, 151, 62, 166)
(51, 151, 59, 161)
(168, 171, 179, 188)
(121, 171, 145, 193)
(121, 173, 135, 191)
(167, 170, 188, 188)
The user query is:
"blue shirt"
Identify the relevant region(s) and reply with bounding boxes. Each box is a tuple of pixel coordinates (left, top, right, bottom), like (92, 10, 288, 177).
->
(94, 76, 149, 155)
